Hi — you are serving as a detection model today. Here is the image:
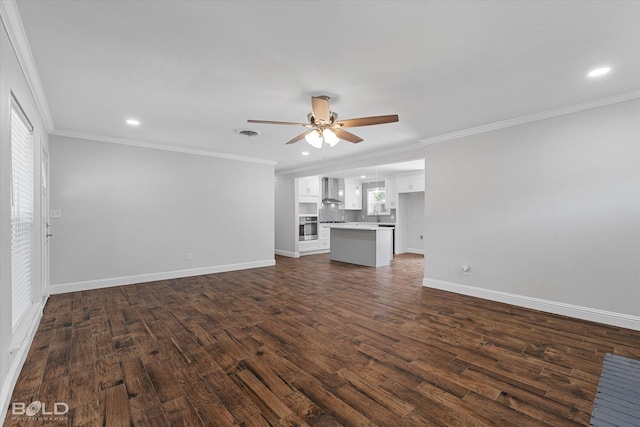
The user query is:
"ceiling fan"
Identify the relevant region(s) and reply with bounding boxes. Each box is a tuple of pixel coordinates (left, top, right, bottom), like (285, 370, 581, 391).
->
(247, 95, 399, 148)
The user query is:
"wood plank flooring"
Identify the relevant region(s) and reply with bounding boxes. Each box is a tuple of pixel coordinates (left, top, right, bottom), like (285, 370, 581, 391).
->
(4, 253, 640, 426)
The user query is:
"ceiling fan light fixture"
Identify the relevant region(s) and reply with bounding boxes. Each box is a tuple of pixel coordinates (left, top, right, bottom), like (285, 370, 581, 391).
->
(305, 130, 323, 148)
(323, 129, 340, 147)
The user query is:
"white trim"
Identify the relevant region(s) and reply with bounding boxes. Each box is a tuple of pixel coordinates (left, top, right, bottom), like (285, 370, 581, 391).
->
(51, 129, 278, 166)
(275, 249, 299, 258)
(420, 90, 640, 146)
(50, 259, 276, 294)
(1, 302, 43, 424)
(0, 0, 54, 132)
(423, 277, 640, 331)
(9, 302, 37, 353)
(276, 142, 425, 176)
(406, 248, 425, 255)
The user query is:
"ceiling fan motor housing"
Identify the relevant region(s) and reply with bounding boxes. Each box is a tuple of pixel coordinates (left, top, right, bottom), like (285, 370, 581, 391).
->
(307, 111, 338, 126)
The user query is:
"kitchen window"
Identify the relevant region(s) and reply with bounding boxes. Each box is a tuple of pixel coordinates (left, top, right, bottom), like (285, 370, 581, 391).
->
(367, 188, 390, 216)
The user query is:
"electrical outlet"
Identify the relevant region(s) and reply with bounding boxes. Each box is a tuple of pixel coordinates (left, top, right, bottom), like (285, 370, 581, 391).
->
(188, 253, 194, 261)
(462, 265, 471, 276)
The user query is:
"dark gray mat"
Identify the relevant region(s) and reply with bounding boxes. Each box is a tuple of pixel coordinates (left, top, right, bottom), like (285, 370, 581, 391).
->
(590, 353, 640, 426)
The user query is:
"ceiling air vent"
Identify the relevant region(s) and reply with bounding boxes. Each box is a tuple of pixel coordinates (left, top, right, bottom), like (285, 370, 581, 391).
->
(235, 129, 261, 137)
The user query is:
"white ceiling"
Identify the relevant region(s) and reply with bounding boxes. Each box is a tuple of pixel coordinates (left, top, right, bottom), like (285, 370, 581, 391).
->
(15, 1, 640, 173)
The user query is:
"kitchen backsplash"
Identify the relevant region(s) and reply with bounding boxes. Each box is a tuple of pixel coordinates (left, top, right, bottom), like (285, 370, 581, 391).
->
(319, 180, 396, 223)
(319, 204, 396, 223)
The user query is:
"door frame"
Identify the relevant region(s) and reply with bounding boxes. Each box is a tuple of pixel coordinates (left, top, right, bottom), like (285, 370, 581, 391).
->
(41, 146, 50, 299)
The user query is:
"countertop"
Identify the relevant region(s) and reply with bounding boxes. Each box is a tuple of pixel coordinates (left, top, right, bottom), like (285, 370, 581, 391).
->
(323, 222, 395, 231)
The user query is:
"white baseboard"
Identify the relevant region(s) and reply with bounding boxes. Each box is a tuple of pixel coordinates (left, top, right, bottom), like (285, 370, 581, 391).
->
(275, 249, 299, 258)
(423, 277, 640, 331)
(50, 259, 276, 294)
(396, 248, 425, 255)
(300, 249, 330, 256)
(1, 302, 43, 423)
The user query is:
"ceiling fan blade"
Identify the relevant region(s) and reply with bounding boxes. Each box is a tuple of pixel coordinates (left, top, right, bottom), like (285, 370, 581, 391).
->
(248, 119, 311, 127)
(334, 128, 363, 144)
(286, 130, 314, 145)
(335, 114, 399, 128)
(311, 96, 331, 124)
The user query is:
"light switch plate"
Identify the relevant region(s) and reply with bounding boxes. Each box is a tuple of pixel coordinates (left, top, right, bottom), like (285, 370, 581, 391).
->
(50, 209, 62, 219)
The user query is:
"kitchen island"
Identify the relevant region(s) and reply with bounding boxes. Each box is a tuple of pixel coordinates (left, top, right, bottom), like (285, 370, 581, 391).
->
(327, 224, 394, 267)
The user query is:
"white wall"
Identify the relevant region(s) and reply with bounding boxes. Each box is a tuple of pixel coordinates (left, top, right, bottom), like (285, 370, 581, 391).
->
(423, 99, 640, 329)
(49, 135, 275, 292)
(0, 13, 49, 422)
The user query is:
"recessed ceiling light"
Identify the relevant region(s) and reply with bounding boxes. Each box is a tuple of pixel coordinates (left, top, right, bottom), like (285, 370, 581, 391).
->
(301, 151, 310, 156)
(361, 175, 366, 179)
(587, 67, 611, 78)
(126, 119, 140, 126)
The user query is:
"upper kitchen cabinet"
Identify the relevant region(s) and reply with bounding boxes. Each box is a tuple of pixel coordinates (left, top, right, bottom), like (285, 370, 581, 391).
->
(396, 172, 425, 193)
(298, 176, 320, 203)
(385, 178, 396, 209)
(343, 178, 362, 210)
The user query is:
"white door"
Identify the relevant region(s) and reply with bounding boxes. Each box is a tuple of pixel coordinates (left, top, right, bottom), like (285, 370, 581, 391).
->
(41, 147, 50, 298)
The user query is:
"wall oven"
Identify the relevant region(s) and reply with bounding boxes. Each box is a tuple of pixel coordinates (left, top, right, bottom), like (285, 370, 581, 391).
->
(299, 214, 318, 241)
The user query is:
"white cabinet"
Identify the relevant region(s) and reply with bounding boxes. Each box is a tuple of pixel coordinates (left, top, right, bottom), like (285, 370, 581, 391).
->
(396, 173, 425, 193)
(298, 176, 320, 203)
(298, 240, 319, 252)
(343, 178, 362, 210)
(318, 224, 331, 250)
(385, 178, 396, 209)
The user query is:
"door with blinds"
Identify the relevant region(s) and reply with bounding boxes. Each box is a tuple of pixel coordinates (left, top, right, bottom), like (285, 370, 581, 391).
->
(10, 95, 34, 333)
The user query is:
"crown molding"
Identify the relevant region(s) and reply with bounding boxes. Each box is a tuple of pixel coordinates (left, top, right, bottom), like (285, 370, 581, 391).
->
(0, 0, 55, 132)
(419, 90, 640, 146)
(276, 141, 425, 176)
(51, 128, 278, 166)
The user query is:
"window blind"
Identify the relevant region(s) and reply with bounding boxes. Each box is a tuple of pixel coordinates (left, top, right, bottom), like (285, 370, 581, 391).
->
(11, 101, 34, 330)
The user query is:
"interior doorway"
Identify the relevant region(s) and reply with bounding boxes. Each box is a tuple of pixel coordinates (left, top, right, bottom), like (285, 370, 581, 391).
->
(396, 191, 425, 254)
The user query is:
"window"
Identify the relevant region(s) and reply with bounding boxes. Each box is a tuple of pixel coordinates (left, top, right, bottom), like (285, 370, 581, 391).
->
(367, 187, 390, 216)
(11, 96, 34, 331)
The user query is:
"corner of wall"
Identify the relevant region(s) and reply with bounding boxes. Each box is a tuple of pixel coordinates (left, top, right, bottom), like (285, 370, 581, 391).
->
(423, 277, 640, 331)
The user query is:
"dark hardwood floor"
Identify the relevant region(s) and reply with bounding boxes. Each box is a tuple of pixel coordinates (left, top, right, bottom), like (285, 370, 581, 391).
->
(4, 253, 640, 426)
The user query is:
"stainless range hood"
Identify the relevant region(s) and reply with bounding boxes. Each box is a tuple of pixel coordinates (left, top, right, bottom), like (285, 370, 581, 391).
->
(321, 177, 343, 204)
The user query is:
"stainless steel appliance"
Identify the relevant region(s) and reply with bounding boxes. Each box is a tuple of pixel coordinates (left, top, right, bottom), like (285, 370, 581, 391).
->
(299, 215, 318, 241)
(321, 177, 344, 204)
